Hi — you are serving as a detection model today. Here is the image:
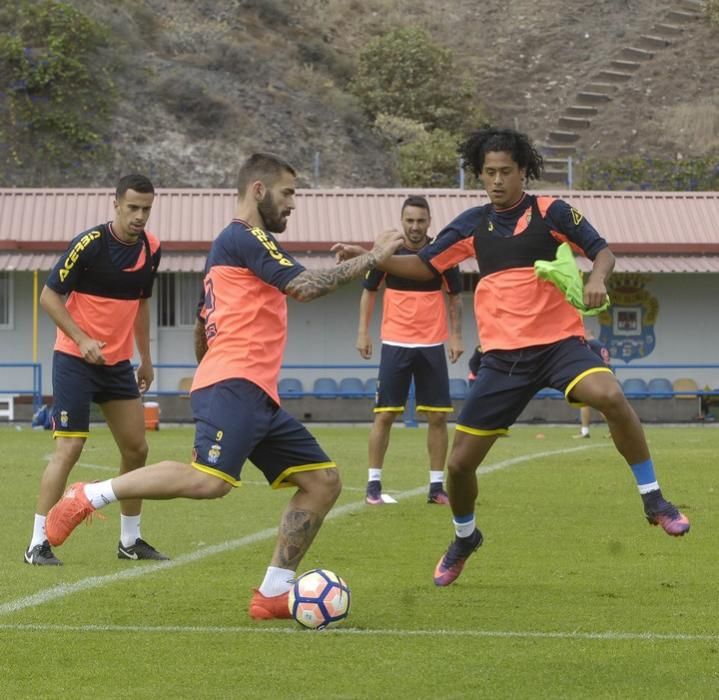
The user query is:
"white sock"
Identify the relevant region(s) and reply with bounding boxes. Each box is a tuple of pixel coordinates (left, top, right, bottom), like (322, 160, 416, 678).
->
(368, 468, 382, 483)
(581, 426, 590, 436)
(259, 566, 295, 597)
(120, 514, 141, 547)
(84, 480, 118, 509)
(453, 515, 477, 539)
(30, 514, 47, 548)
(430, 470, 444, 485)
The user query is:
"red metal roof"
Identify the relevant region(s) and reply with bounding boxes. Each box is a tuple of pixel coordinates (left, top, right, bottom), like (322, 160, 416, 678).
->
(1, 188, 718, 269)
(3, 251, 718, 274)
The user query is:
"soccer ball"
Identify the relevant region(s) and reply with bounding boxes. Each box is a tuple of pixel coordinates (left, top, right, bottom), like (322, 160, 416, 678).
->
(289, 568, 351, 630)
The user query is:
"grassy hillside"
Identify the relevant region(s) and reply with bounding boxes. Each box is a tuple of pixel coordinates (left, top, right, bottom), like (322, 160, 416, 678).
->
(2, 0, 717, 188)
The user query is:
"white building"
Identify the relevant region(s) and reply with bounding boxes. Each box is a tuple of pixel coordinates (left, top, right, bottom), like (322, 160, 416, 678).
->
(1, 187, 718, 420)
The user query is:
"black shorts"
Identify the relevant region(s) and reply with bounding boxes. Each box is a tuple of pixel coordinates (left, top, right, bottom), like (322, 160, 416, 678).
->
(375, 344, 452, 413)
(190, 378, 335, 488)
(51, 351, 140, 436)
(457, 337, 613, 435)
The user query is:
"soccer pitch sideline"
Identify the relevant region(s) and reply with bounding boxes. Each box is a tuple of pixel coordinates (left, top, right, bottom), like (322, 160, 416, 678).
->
(0, 424, 717, 699)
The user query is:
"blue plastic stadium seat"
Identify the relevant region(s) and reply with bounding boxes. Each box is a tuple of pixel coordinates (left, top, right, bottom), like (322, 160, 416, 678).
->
(622, 378, 649, 398)
(338, 377, 365, 398)
(647, 377, 673, 399)
(535, 388, 564, 399)
(449, 378, 468, 400)
(364, 377, 379, 398)
(313, 377, 339, 399)
(278, 377, 304, 399)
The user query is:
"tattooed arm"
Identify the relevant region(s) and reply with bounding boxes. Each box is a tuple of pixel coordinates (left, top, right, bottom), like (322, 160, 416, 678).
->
(285, 251, 377, 302)
(285, 229, 403, 302)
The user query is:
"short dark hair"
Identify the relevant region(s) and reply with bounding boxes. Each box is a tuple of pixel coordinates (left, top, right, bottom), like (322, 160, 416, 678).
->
(401, 195, 430, 215)
(459, 126, 544, 181)
(237, 152, 297, 195)
(116, 174, 154, 199)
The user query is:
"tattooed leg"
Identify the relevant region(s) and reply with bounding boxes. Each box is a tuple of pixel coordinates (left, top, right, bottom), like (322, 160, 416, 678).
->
(269, 468, 341, 570)
(272, 508, 323, 570)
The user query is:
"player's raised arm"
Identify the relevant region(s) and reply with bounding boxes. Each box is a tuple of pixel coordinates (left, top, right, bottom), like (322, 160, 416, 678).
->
(333, 241, 435, 282)
(285, 229, 404, 302)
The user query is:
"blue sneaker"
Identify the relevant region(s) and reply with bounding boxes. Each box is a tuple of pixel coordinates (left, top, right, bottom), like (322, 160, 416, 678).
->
(433, 528, 483, 586)
(645, 499, 690, 537)
(366, 480, 382, 505)
(427, 485, 450, 505)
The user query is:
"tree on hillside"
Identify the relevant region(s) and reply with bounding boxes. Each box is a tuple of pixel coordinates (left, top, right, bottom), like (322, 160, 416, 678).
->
(352, 27, 481, 133)
(707, 0, 719, 26)
(0, 0, 115, 180)
(351, 27, 486, 187)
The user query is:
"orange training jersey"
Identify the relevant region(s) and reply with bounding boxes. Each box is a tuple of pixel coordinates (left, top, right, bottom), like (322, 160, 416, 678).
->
(362, 244, 462, 345)
(192, 220, 305, 403)
(417, 194, 609, 351)
(45, 224, 161, 365)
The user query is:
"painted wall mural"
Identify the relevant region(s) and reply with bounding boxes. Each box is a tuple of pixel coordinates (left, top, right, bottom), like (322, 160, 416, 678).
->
(597, 274, 659, 363)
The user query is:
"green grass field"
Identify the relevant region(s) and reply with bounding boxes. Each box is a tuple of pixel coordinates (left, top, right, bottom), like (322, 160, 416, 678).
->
(0, 423, 717, 699)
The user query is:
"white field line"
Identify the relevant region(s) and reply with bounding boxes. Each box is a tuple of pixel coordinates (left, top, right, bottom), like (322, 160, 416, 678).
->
(4, 443, 609, 617)
(0, 622, 716, 642)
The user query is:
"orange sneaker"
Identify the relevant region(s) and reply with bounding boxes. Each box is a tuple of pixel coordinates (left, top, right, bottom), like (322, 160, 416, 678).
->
(248, 589, 292, 620)
(46, 482, 97, 546)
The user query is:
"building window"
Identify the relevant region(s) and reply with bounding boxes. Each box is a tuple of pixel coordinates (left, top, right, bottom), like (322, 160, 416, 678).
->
(157, 272, 203, 328)
(0, 271, 13, 329)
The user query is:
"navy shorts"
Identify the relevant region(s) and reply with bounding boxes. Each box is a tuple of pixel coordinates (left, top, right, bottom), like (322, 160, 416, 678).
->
(457, 336, 614, 435)
(51, 351, 140, 436)
(375, 343, 452, 413)
(190, 378, 335, 488)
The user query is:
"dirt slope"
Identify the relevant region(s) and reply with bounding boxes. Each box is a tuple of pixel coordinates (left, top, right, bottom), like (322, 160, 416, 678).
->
(6, 0, 718, 187)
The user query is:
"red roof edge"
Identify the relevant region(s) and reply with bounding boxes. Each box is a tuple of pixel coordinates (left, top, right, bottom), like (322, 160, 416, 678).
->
(2, 240, 719, 255)
(609, 243, 719, 254)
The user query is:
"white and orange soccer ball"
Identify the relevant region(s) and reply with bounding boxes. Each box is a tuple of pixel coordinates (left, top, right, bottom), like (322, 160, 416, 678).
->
(288, 569, 351, 630)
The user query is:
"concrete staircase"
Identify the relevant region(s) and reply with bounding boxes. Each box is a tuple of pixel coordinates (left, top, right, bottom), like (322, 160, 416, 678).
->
(539, 0, 704, 184)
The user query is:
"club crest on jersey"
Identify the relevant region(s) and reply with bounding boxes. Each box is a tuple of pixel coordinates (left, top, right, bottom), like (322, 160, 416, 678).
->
(207, 443, 222, 464)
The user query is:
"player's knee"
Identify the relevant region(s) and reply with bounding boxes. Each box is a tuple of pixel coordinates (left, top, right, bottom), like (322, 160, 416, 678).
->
(307, 467, 342, 506)
(191, 471, 233, 499)
(375, 412, 396, 429)
(426, 412, 448, 428)
(597, 382, 628, 415)
(322, 467, 342, 501)
(54, 437, 86, 465)
(121, 439, 149, 467)
(327, 467, 342, 500)
(446, 460, 465, 476)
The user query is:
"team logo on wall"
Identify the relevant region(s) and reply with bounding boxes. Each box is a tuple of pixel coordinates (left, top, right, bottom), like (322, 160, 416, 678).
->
(597, 274, 658, 363)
